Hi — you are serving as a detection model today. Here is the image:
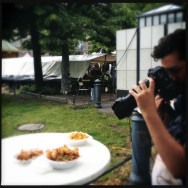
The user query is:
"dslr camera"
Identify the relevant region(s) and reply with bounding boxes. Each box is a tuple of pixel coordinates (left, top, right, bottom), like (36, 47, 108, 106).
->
(112, 66, 181, 119)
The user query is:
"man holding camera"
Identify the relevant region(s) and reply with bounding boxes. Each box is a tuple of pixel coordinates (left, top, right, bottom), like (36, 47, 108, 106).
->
(129, 29, 186, 185)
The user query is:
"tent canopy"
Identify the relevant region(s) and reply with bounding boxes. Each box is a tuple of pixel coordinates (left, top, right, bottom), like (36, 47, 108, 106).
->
(2, 40, 20, 52)
(2, 54, 107, 81)
(91, 54, 116, 63)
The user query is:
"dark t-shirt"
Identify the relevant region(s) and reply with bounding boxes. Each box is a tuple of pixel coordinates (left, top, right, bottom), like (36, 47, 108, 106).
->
(168, 95, 185, 145)
(167, 94, 185, 184)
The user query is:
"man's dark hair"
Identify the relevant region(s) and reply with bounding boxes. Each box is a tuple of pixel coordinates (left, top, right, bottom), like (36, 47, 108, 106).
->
(151, 29, 185, 61)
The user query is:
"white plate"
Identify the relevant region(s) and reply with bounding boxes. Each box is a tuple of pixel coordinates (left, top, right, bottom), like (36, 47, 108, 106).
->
(14, 155, 33, 164)
(46, 156, 79, 170)
(66, 132, 92, 146)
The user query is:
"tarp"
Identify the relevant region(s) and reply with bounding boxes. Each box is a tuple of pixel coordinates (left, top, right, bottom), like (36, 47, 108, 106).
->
(2, 54, 106, 81)
(2, 40, 20, 52)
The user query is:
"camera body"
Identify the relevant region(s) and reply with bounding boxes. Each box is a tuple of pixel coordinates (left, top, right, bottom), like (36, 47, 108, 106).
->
(112, 66, 181, 119)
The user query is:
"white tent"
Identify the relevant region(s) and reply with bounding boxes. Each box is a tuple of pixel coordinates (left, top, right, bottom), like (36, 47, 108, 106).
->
(2, 54, 106, 81)
(22, 52, 31, 58)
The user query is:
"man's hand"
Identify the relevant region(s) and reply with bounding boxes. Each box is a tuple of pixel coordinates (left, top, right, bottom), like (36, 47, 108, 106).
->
(129, 77, 156, 116)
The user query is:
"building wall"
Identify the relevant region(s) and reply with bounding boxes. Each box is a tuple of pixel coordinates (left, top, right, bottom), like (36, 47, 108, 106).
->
(116, 28, 137, 97)
(116, 22, 185, 97)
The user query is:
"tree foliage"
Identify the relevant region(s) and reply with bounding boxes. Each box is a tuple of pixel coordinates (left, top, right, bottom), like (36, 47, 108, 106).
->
(2, 2, 173, 93)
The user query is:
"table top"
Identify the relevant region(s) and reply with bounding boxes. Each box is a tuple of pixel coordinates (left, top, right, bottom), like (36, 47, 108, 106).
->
(1, 133, 111, 185)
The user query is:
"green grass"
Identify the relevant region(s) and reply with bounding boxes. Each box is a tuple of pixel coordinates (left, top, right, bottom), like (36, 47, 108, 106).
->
(1, 94, 132, 185)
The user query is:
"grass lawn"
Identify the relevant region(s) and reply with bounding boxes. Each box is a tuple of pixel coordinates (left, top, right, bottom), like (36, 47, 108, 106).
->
(1, 93, 133, 185)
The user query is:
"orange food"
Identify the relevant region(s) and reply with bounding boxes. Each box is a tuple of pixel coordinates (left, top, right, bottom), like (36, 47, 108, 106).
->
(17, 149, 43, 160)
(69, 132, 89, 140)
(46, 145, 79, 161)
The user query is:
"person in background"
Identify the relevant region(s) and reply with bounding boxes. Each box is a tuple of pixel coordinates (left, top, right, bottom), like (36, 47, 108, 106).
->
(129, 29, 186, 185)
(103, 70, 112, 92)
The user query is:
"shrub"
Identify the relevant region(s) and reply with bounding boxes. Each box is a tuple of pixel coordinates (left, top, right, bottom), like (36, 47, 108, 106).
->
(40, 86, 58, 95)
(19, 85, 31, 92)
(18, 84, 59, 95)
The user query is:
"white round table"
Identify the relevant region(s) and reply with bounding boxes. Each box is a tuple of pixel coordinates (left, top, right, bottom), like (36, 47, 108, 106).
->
(1, 133, 111, 185)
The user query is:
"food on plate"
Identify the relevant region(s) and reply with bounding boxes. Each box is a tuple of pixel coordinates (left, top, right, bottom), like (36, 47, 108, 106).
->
(68, 131, 89, 140)
(16, 149, 43, 161)
(67, 131, 92, 146)
(46, 144, 79, 161)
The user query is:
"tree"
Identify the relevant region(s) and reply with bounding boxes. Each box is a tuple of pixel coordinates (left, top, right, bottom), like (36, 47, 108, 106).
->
(2, 3, 44, 90)
(39, 3, 117, 93)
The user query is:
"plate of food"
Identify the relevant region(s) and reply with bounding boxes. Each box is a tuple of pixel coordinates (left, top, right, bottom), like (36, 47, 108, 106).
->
(66, 131, 92, 146)
(14, 149, 43, 164)
(45, 144, 80, 170)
